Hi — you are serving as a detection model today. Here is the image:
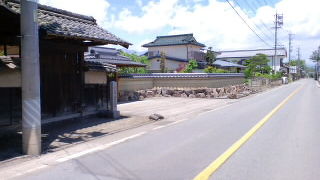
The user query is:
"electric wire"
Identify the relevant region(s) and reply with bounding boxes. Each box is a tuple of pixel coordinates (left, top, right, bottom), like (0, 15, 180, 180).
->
(224, 0, 272, 47)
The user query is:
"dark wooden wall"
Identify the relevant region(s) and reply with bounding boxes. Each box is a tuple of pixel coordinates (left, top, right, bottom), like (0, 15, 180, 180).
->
(0, 88, 21, 126)
(40, 40, 85, 118)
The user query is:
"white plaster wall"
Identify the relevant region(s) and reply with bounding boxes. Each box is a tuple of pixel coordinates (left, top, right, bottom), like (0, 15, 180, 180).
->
(149, 58, 187, 72)
(148, 45, 203, 60)
(85, 71, 107, 84)
(148, 45, 188, 59)
(0, 70, 21, 87)
(118, 76, 245, 92)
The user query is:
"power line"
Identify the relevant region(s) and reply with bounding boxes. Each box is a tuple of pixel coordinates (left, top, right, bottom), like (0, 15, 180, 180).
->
(224, 0, 272, 47)
(242, 0, 274, 34)
(235, 0, 274, 42)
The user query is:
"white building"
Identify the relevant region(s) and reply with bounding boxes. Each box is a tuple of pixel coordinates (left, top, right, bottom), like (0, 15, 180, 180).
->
(217, 48, 287, 72)
(142, 34, 206, 72)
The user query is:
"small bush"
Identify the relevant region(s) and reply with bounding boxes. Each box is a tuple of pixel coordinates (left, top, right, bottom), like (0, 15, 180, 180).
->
(204, 66, 229, 73)
(182, 59, 198, 73)
(254, 72, 283, 80)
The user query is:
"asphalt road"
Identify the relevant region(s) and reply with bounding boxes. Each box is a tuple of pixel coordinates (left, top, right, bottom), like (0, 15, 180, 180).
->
(17, 79, 320, 180)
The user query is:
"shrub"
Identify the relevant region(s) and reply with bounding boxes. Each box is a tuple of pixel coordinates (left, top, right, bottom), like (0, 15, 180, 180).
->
(182, 59, 198, 73)
(204, 66, 229, 73)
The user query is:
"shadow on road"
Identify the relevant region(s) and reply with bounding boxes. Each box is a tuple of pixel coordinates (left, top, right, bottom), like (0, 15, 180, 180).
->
(0, 116, 129, 162)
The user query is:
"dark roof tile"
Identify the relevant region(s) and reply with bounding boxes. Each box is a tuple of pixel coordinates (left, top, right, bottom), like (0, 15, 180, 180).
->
(2, 0, 131, 47)
(142, 34, 205, 47)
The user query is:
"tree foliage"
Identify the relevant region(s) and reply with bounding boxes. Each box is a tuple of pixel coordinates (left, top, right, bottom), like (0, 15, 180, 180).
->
(310, 46, 320, 62)
(244, 53, 271, 78)
(205, 47, 216, 66)
(119, 51, 149, 74)
(182, 59, 198, 73)
(289, 59, 306, 69)
(160, 51, 167, 73)
(204, 66, 229, 73)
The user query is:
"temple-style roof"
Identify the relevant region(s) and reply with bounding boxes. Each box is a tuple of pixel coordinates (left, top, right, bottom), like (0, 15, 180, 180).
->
(85, 47, 147, 67)
(213, 60, 246, 68)
(85, 60, 117, 73)
(0, 0, 131, 47)
(142, 34, 206, 48)
(217, 48, 287, 59)
(148, 55, 189, 62)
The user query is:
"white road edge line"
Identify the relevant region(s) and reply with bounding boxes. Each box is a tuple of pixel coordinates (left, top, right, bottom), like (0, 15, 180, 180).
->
(9, 165, 49, 179)
(198, 103, 232, 116)
(153, 125, 166, 130)
(168, 120, 184, 125)
(56, 132, 146, 163)
(24, 164, 48, 173)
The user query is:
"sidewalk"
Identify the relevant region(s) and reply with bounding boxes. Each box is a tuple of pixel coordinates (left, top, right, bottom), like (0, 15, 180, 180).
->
(0, 97, 236, 163)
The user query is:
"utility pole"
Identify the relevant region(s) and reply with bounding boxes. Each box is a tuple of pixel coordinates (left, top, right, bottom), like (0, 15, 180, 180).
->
(288, 33, 294, 63)
(21, 0, 41, 155)
(273, 13, 283, 72)
(297, 47, 301, 78)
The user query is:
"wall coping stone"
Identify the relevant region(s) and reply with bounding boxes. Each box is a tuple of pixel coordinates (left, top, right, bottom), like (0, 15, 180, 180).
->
(120, 73, 245, 79)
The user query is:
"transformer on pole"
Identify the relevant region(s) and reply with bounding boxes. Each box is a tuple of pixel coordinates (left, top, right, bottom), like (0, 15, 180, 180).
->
(273, 13, 283, 72)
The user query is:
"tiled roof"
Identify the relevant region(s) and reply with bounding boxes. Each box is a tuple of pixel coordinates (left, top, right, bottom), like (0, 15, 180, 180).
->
(148, 55, 189, 62)
(1, 0, 131, 47)
(120, 73, 245, 79)
(85, 47, 147, 67)
(85, 60, 117, 73)
(142, 34, 206, 47)
(213, 60, 246, 68)
(217, 48, 287, 59)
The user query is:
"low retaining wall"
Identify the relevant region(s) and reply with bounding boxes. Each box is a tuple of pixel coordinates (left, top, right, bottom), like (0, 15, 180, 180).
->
(119, 73, 245, 91)
(248, 78, 282, 87)
(118, 73, 246, 101)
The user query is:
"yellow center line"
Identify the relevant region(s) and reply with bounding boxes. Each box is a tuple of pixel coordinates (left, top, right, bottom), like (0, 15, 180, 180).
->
(193, 85, 303, 180)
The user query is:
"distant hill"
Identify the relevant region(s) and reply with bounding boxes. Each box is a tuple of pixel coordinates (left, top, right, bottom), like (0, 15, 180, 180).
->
(119, 48, 147, 56)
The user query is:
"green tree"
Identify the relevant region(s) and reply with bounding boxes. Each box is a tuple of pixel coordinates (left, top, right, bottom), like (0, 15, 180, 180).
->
(183, 59, 198, 73)
(289, 59, 306, 70)
(160, 52, 167, 73)
(119, 51, 149, 74)
(205, 47, 216, 66)
(310, 46, 320, 63)
(244, 53, 271, 78)
(204, 66, 229, 73)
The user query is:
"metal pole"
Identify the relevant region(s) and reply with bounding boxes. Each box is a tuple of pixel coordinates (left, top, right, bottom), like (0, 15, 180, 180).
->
(288, 33, 293, 63)
(21, 0, 41, 155)
(274, 13, 278, 72)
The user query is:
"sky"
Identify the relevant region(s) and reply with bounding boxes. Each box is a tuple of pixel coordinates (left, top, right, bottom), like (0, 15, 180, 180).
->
(39, 0, 320, 66)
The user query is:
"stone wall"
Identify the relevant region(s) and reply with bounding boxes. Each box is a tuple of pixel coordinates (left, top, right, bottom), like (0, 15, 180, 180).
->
(118, 84, 258, 102)
(118, 73, 246, 101)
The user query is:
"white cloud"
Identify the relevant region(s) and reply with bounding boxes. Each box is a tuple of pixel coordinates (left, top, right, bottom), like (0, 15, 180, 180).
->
(136, 0, 143, 7)
(38, 0, 320, 64)
(112, 0, 320, 64)
(113, 0, 180, 33)
(39, 0, 110, 27)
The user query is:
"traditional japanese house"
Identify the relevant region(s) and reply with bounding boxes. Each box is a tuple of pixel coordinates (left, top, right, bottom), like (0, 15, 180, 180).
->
(0, 0, 131, 126)
(85, 47, 147, 68)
